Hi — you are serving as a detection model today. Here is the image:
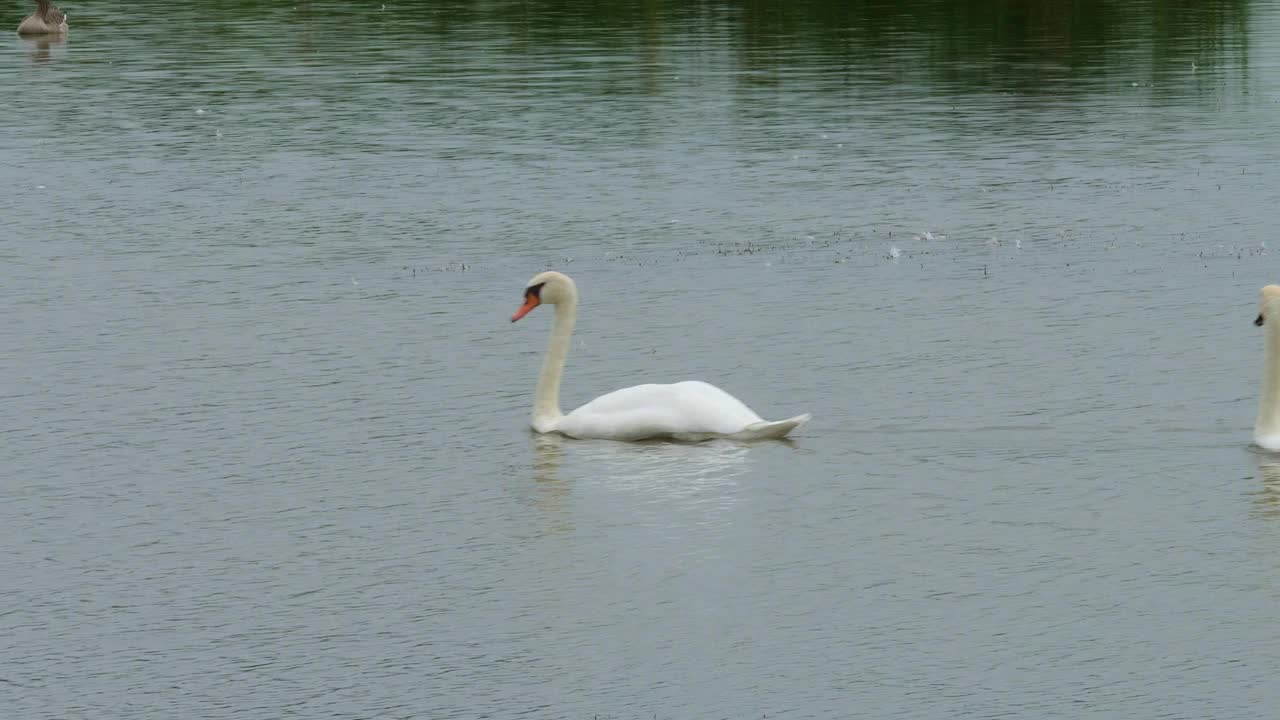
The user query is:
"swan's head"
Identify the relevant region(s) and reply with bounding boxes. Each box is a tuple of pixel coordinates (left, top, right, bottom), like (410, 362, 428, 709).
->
(1257, 285, 1280, 327)
(511, 271, 577, 322)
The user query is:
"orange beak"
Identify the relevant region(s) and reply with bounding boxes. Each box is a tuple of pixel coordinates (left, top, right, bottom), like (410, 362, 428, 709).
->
(511, 294, 540, 322)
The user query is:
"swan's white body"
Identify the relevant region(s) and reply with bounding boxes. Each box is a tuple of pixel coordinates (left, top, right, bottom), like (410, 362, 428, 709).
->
(512, 271, 810, 442)
(555, 380, 803, 442)
(1255, 286, 1280, 451)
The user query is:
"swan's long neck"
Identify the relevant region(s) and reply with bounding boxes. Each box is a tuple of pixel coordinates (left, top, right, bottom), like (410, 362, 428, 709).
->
(532, 297, 575, 431)
(1257, 317, 1280, 442)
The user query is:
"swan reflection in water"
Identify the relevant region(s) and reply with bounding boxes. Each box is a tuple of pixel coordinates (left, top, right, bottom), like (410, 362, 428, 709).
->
(1252, 460, 1280, 521)
(532, 434, 574, 534)
(531, 433, 753, 531)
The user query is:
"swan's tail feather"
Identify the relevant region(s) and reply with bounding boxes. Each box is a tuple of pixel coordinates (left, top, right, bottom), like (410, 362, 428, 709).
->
(730, 413, 811, 440)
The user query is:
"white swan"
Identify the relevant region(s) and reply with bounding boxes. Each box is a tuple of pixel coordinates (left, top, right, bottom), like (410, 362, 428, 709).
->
(510, 271, 811, 441)
(1254, 285, 1280, 450)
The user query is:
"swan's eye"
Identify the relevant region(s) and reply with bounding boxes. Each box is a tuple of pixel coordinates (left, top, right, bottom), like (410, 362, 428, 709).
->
(526, 282, 545, 300)
(1257, 314, 1266, 327)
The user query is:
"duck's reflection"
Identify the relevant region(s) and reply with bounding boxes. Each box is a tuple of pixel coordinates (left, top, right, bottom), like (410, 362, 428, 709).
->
(21, 36, 65, 65)
(1252, 459, 1280, 520)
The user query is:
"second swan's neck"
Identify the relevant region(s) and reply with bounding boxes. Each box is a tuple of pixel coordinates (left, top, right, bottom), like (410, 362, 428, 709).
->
(1257, 319, 1280, 447)
(532, 298, 575, 431)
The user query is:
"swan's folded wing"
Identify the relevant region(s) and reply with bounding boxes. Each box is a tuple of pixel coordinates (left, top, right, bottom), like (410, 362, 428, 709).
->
(557, 381, 765, 440)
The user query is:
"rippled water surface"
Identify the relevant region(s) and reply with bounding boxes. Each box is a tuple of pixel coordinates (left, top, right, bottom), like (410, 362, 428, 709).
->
(5, 1, 1280, 717)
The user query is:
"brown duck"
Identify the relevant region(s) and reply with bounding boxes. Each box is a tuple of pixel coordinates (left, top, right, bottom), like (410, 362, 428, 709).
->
(17, 0, 69, 36)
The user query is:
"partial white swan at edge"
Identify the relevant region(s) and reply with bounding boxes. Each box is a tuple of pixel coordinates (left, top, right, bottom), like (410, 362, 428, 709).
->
(510, 271, 811, 442)
(1254, 285, 1280, 451)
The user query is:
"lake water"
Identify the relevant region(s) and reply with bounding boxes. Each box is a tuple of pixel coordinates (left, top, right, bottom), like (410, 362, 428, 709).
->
(4, 1, 1280, 717)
